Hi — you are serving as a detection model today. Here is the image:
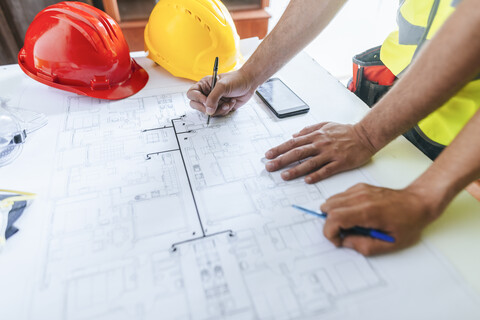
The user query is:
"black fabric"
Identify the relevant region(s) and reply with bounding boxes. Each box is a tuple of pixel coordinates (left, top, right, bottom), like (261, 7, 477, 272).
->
(0, 194, 27, 240)
(351, 46, 394, 107)
(352, 45, 384, 67)
(351, 46, 445, 160)
(403, 127, 444, 160)
(361, 102, 445, 160)
(355, 69, 392, 107)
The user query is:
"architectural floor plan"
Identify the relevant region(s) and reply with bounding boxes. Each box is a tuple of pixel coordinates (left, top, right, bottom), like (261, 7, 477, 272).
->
(4, 83, 478, 320)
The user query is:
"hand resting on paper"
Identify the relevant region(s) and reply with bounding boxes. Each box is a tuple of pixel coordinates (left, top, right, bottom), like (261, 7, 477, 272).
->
(264, 122, 377, 183)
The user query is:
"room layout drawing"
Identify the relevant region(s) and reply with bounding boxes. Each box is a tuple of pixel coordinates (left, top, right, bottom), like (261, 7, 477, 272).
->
(26, 88, 480, 320)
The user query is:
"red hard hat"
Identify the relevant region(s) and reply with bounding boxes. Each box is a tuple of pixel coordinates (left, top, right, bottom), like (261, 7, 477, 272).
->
(18, 2, 148, 100)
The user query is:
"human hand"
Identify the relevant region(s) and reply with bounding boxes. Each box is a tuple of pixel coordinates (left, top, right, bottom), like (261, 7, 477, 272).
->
(321, 183, 440, 256)
(265, 122, 377, 183)
(186, 69, 256, 117)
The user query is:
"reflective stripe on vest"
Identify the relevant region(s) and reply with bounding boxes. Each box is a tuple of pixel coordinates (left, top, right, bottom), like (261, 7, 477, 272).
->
(380, 0, 480, 146)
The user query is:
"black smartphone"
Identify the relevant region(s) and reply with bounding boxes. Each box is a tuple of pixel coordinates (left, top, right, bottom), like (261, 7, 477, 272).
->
(256, 78, 310, 118)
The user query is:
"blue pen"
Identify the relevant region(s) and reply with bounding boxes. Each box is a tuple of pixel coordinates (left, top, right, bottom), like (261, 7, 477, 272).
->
(291, 204, 395, 243)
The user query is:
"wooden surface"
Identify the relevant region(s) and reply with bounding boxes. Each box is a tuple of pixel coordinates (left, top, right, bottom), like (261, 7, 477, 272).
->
(102, 0, 120, 21)
(0, 5, 21, 65)
(120, 20, 148, 52)
(102, 0, 270, 52)
(231, 9, 271, 40)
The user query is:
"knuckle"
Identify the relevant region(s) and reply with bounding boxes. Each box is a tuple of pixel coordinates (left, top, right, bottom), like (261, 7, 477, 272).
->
(320, 201, 330, 213)
(288, 167, 297, 177)
(303, 125, 314, 132)
(189, 101, 200, 110)
(358, 192, 373, 204)
(322, 165, 334, 177)
(287, 138, 298, 148)
(326, 209, 340, 221)
(323, 223, 335, 240)
(293, 148, 303, 158)
(216, 82, 227, 93)
(311, 130, 323, 138)
(358, 183, 369, 190)
(307, 159, 318, 171)
(272, 157, 283, 168)
(205, 100, 216, 109)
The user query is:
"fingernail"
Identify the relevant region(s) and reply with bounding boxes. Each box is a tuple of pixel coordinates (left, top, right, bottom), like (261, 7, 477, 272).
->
(305, 176, 312, 183)
(222, 105, 230, 111)
(206, 107, 215, 115)
(265, 151, 273, 158)
(266, 162, 274, 171)
(281, 171, 290, 179)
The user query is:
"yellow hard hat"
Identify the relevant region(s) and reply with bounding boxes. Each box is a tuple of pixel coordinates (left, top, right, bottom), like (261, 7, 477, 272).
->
(144, 0, 243, 81)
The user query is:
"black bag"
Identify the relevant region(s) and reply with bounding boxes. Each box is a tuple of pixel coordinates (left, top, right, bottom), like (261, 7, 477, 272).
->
(347, 46, 396, 107)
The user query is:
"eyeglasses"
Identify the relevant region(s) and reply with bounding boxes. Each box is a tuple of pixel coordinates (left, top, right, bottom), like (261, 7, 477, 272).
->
(0, 100, 47, 167)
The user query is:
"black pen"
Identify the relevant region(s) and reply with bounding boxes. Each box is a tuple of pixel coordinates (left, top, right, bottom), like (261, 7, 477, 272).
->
(206, 57, 218, 126)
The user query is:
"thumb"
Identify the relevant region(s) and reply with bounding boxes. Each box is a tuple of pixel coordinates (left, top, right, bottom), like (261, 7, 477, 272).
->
(205, 81, 227, 115)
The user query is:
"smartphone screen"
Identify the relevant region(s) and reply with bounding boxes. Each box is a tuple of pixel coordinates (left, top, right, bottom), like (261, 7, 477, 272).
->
(256, 78, 310, 118)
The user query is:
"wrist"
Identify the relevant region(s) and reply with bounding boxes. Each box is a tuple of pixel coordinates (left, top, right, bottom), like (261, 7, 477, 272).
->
(239, 63, 264, 91)
(352, 122, 380, 155)
(406, 175, 455, 222)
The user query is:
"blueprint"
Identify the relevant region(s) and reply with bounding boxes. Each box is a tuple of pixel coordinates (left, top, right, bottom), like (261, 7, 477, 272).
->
(6, 83, 475, 320)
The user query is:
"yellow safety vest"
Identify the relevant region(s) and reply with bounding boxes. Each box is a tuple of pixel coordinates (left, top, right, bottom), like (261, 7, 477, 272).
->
(380, 0, 480, 146)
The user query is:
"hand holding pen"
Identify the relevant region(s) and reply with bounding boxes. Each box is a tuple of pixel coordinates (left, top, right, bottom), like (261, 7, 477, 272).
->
(186, 64, 256, 118)
(292, 183, 433, 256)
(292, 205, 395, 243)
(317, 183, 432, 256)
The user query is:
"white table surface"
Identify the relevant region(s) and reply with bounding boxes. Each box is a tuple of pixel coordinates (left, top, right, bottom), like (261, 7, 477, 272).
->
(1, 39, 479, 314)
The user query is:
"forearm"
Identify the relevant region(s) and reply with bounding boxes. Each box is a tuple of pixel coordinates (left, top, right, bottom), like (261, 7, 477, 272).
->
(241, 0, 346, 88)
(407, 108, 480, 219)
(358, 0, 480, 151)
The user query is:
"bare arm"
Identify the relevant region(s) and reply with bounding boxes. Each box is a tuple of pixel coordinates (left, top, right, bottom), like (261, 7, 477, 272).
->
(319, 0, 480, 255)
(266, 0, 480, 184)
(187, 0, 347, 116)
(358, 0, 480, 151)
(241, 0, 347, 88)
(322, 107, 480, 256)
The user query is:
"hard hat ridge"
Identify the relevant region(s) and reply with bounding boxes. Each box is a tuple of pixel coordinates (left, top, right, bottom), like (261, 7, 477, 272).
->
(144, 0, 243, 81)
(18, 1, 148, 100)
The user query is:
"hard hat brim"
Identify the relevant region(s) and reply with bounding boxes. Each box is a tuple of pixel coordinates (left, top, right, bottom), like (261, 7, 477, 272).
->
(18, 55, 149, 100)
